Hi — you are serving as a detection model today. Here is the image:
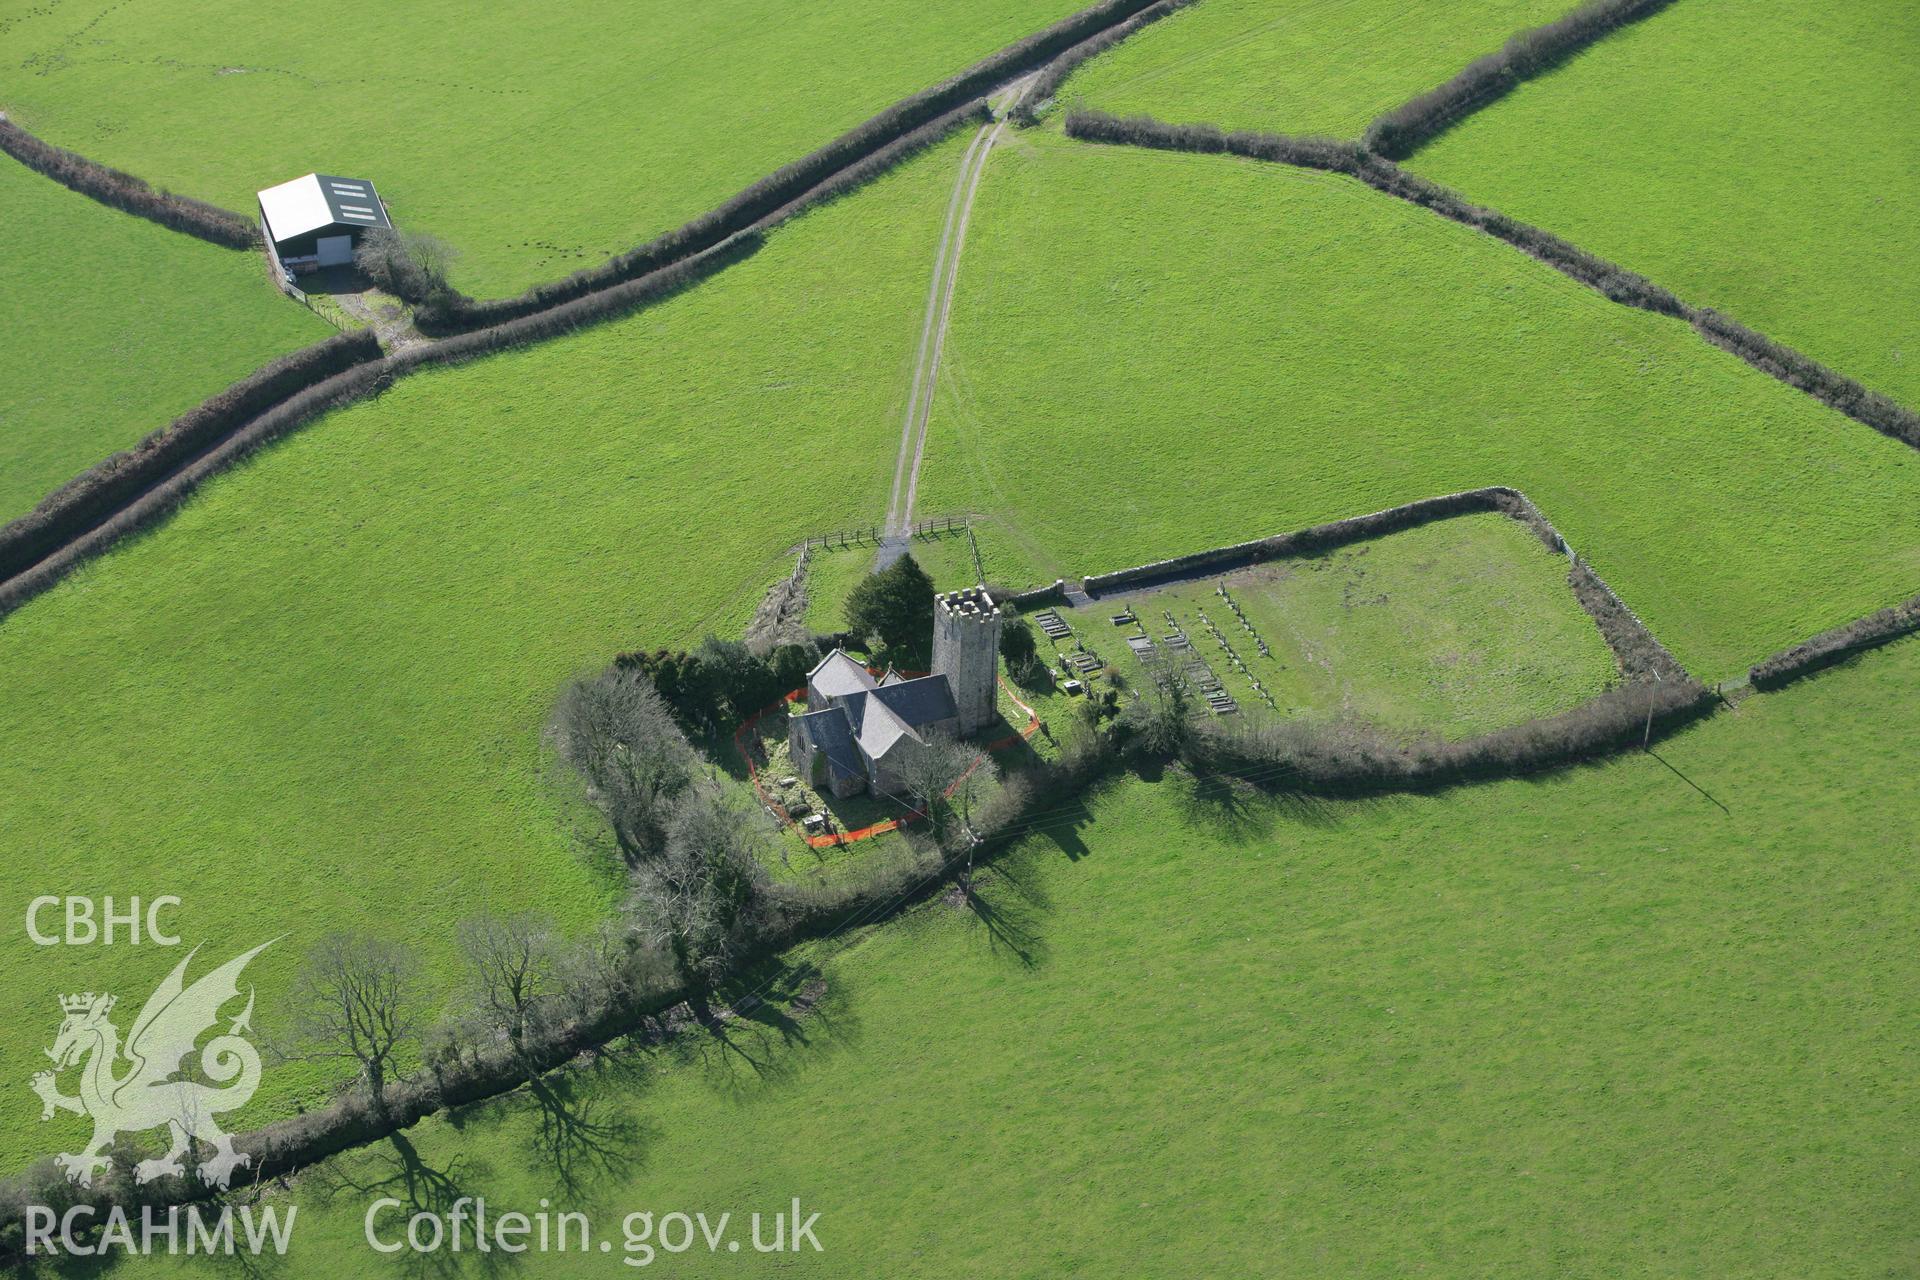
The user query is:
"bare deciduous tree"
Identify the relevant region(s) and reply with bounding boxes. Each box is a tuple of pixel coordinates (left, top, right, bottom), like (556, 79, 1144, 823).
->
(287, 932, 420, 1108)
(457, 912, 559, 1051)
(897, 739, 993, 842)
(550, 919, 637, 1026)
(548, 668, 698, 866)
(628, 789, 770, 1010)
(1120, 665, 1195, 759)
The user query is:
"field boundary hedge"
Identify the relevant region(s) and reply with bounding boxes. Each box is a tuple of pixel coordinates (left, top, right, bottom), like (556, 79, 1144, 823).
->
(0, 332, 382, 583)
(0, 237, 758, 622)
(1689, 309, 1920, 451)
(1079, 484, 1685, 681)
(1748, 593, 1920, 690)
(0, 114, 257, 249)
(0, 531, 1727, 1258)
(1063, 111, 1920, 453)
(1363, 0, 1679, 159)
(1009, 0, 1200, 126)
(0, 725, 1123, 1264)
(1064, 110, 1683, 313)
(408, 0, 1167, 332)
(0, 0, 1179, 607)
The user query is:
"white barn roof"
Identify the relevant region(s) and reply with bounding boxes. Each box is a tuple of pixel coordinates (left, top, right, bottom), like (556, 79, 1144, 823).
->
(256, 173, 390, 245)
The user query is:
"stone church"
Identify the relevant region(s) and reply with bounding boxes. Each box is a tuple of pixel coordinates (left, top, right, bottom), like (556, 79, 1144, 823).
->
(790, 587, 1001, 798)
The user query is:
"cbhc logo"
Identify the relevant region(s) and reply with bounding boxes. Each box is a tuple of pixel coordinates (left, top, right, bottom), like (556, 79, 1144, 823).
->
(26, 897, 182, 946)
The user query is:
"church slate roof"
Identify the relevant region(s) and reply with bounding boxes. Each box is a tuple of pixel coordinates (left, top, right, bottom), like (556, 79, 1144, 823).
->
(808, 649, 879, 701)
(869, 675, 958, 728)
(801, 673, 960, 778)
(792, 706, 864, 787)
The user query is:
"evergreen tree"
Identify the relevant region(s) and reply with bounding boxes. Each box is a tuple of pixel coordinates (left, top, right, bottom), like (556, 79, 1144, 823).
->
(845, 553, 936, 656)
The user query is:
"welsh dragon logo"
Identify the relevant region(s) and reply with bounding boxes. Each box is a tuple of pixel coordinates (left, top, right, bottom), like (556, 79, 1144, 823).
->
(31, 942, 271, 1190)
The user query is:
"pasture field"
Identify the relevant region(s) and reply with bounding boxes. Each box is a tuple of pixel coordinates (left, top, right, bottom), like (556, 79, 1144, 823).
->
(0, 133, 970, 1165)
(915, 132, 1920, 680)
(1066, 513, 1618, 737)
(0, 0, 1080, 298)
(1413, 0, 1920, 411)
(0, 159, 327, 524)
(1047, 0, 1564, 138)
(121, 634, 1920, 1278)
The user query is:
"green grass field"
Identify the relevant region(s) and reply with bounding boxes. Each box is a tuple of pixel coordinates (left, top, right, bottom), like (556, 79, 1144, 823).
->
(0, 159, 328, 525)
(1047, 0, 1564, 138)
(1413, 0, 1920, 412)
(0, 0, 1079, 298)
(116, 634, 1920, 1277)
(1065, 513, 1617, 737)
(0, 132, 971, 1165)
(914, 131, 1920, 681)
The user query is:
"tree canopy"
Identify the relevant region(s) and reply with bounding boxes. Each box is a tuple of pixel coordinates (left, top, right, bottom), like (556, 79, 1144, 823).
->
(845, 553, 935, 657)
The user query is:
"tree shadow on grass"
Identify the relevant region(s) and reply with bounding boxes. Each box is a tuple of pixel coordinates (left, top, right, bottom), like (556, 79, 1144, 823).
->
(310, 1133, 509, 1279)
(955, 854, 1053, 970)
(1028, 788, 1096, 861)
(523, 1069, 654, 1203)
(1173, 763, 1390, 835)
(688, 961, 857, 1101)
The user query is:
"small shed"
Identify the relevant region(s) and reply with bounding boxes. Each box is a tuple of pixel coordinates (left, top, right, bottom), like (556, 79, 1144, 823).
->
(257, 173, 390, 273)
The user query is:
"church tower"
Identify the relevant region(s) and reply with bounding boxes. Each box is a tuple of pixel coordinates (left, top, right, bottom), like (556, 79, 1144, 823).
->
(932, 586, 1001, 736)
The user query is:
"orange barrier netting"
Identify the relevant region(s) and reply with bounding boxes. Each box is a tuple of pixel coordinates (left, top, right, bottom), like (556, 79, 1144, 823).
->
(736, 674, 1042, 848)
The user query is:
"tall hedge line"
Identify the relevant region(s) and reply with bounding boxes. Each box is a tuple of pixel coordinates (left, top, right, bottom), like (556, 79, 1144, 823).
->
(1690, 309, 1920, 451)
(1064, 110, 1684, 314)
(0, 355, 395, 619)
(1066, 110, 1920, 452)
(0, 724, 1125, 1264)
(1362, 0, 1679, 159)
(410, 103, 982, 332)
(0, 116, 257, 249)
(1009, 0, 1199, 127)
(408, 0, 1165, 332)
(1083, 486, 1523, 593)
(0, 331, 382, 584)
(1200, 672, 1712, 794)
(1749, 595, 1920, 691)
(0, 237, 755, 621)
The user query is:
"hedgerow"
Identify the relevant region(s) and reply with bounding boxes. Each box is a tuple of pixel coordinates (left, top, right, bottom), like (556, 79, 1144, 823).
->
(1690, 309, 1920, 451)
(1197, 673, 1712, 792)
(1362, 0, 1679, 159)
(400, 0, 1171, 330)
(1065, 110, 1920, 451)
(409, 104, 978, 332)
(0, 116, 256, 249)
(1009, 0, 1200, 127)
(0, 235, 756, 621)
(0, 331, 382, 585)
(1749, 595, 1920, 690)
(1063, 110, 1684, 314)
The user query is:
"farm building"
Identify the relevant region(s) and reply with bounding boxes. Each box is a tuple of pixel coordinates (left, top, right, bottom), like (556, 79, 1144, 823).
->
(256, 173, 390, 273)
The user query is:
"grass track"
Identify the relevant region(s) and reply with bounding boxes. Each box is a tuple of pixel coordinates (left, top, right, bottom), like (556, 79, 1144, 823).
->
(1050, 0, 1565, 138)
(0, 133, 971, 1166)
(117, 634, 1920, 1277)
(914, 133, 1920, 680)
(0, 160, 328, 525)
(0, 0, 1082, 297)
(1413, 0, 1920, 411)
